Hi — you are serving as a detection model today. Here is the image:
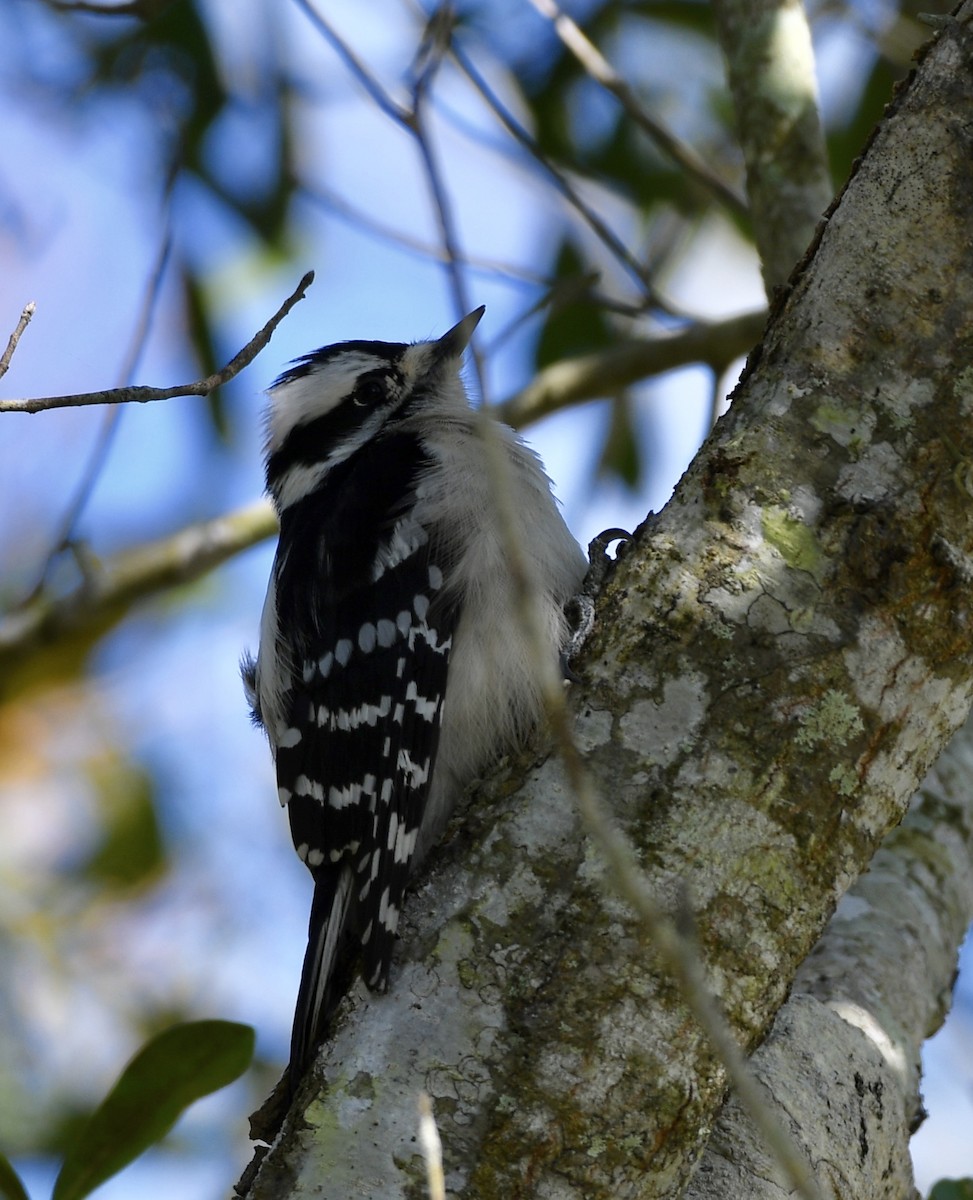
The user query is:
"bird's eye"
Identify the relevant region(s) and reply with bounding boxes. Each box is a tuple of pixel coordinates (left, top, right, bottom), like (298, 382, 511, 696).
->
(353, 378, 386, 407)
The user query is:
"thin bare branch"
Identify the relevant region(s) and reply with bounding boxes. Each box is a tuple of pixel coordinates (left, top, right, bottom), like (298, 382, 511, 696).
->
(496, 307, 766, 425)
(291, 0, 409, 122)
(408, 4, 455, 99)
(0, 302, 36, 380)
(311, 179, 643, 363)
(46, 0, 173, 14)
(528, 0, 750, 222)
(0, 271, 314, 415)
(0, 500, 277, 686)
(293, 1, 485, 396)
(407, 12, 475, 319)
(416, 129, 488, 398)
(417, 1093, 446, 1200)
(449, 39, 669, 308)
(304, 183, 546, 287)
(409, 92, 486, 397)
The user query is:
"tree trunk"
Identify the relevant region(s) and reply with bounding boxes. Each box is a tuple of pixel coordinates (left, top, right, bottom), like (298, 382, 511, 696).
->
(241, 8, 973, 1196)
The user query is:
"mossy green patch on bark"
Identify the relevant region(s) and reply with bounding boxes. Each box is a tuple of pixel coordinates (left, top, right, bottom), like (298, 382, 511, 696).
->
(762, 508, 824, 577)
(795, 689, 865, 750)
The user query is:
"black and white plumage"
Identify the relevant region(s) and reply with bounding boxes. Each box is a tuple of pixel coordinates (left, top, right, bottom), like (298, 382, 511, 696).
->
(242, 308, 586, 1087)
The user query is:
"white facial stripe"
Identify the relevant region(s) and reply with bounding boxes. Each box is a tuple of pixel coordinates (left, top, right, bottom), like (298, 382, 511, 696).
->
(265, 351, 392, 452)
(273, 462, 332, 511)
(272, 405, 397, 508)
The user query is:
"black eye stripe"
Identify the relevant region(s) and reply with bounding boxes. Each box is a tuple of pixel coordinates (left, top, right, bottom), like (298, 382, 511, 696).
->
(267, 369, 404, 489)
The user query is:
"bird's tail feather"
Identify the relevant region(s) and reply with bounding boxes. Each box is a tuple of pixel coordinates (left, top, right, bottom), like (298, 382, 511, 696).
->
(289, 867, 354, 1091)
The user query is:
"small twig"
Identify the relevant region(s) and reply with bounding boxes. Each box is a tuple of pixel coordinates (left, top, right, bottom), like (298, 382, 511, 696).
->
(406, 9, 473, 327)
(409, 5, 455, 100)
(47, 0, 175, 16)
(295, 1, 485, 398)
(417, 1092, 446, 1200)
(402, 0, 671, 306)
(409, 82, 486, 399)
(0, 302, 36, 380)
(707, 362, 725, 431)
(916, 10, 955, 27)
(0, 270, 314, 415)
(527, 0, 749, 222)
(449, 38, 668, 308)
(304, 183, 546, 287)
(484, 270, 601, 360)
(292, 0, 409, 122)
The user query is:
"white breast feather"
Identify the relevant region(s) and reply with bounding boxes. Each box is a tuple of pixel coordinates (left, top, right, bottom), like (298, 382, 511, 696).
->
(405, 395, 587, 863)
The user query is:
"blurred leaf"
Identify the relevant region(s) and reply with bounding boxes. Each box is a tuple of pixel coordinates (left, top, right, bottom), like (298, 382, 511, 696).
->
(535, 241, 614, 370)
(181, 265, 228, 441)
(81, 755, 165, 891)
(91, 0, 224, 170)
(590, 117, 693, 213)
(599, 394, 641, 487)
(52, 1021, 255, 1200)
(88, 0, 292, 245)
(28, 1105, 98, 1164)
(0, 1153, 29, 1200)
(182, 263, 219, 377)
(517, 1, 627, 163)
(233, 83, 295, 245)
(930, 1182, 973, 1200)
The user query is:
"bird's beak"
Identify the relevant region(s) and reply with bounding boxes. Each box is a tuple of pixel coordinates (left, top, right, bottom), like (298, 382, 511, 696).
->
(434, 306, 485, 361)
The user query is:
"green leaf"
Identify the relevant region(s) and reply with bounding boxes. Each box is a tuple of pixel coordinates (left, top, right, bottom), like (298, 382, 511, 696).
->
(535, 241, 614, 370)
(0, 1152, 30, 1200)
(930, 1181, 973, 1200)
(80, 755, 165, 891)
(181, 266, 229, 443)
(91, 1, 226, 172)
(826, 57, 898, 194)
(598, 394, 641, 487)
(52, 1020, 255, 1200)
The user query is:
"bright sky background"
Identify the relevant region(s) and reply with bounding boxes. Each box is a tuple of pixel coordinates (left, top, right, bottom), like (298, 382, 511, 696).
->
(0, 1, 970, 1196)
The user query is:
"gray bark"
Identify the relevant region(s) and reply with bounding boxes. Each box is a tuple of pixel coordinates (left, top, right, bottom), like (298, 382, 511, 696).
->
(688, 717, 973, 1199)
(712, 0, 834, 291)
